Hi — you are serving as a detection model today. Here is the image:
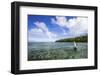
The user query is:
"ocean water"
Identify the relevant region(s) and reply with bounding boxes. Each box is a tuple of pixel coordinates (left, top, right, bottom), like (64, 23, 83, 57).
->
(28, 42, 88, 61)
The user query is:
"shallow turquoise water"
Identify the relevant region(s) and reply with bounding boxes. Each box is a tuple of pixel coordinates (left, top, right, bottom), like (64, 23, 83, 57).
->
(28, 42, 88, 61)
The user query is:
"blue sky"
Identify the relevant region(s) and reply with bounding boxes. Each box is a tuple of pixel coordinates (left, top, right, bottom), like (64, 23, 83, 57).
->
(28, 15, 88, 42)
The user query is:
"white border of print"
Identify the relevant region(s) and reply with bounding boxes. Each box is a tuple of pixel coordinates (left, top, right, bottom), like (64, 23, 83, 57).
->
(20, 6, 94, 70)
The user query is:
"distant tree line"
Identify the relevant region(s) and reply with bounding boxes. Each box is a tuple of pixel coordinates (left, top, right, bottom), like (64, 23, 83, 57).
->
(56, 35, 88, 42)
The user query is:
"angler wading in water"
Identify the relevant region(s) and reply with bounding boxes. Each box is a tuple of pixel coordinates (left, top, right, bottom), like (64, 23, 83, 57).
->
(74, 41, 77, 51)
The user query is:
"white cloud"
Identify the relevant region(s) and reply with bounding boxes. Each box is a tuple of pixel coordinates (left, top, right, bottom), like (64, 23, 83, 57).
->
(29, 28, 43, 33)
(51, 16, 88, 37)
(34, 22, 48, 33)
(34, 22, 57, 38)
(51, 16, 67, 27)
(28, 21, 57, 42)
(28, 16, 88, 42)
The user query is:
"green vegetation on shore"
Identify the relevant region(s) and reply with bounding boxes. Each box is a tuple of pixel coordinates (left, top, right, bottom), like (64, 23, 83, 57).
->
(56, 35, 88, 42)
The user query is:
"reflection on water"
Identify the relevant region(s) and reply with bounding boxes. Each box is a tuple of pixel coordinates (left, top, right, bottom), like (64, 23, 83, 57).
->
(28, 42, 88, 61)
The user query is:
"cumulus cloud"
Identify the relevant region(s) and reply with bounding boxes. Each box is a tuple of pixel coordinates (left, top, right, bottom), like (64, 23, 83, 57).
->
(34, 22, 57, 38)
(51, 16, 88, 37)
(28, 21, 57, 42)
(28, 16, 88, 42)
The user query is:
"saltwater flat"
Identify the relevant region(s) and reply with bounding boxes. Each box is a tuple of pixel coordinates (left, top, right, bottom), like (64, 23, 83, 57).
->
(28, 42, 88, 61)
